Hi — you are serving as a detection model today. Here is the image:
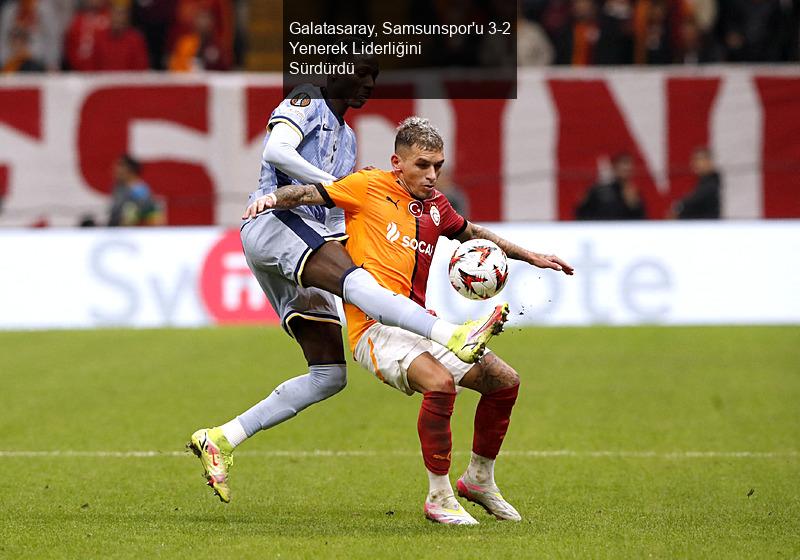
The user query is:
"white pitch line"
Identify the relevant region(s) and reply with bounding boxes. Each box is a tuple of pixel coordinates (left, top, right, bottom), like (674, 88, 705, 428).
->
(0, 450, 797, 459)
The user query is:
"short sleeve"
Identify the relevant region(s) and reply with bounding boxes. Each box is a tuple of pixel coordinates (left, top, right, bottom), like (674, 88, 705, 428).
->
(267, 86, 320, 140)
(438, 195, 468, 239)
(321, 171, 370, 213)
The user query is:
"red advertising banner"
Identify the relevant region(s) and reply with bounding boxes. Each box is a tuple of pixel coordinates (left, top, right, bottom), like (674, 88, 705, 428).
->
(0, 68, 797, 227)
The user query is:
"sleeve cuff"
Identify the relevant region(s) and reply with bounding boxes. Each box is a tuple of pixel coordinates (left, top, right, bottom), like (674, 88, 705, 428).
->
(269, 116, 304, 140)
(448, 218, 468, 239)
(315, 183, 336, 208)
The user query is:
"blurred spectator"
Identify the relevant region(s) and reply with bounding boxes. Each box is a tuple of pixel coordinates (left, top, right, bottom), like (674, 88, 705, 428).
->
(107, 155, 163, 226)
(668, 147, 721, 219)
(0, 0, 63, 70)
(168, 8, 229, 71)
(2, 26, 45, 72)
(63, 0, 109, 71)
(676, 15, 721, 63)
(169, 0, 232, 68)
(231, 0, 246, 68)
(478, 0, 518, 67)
(718, 0, 787, 62)
(430, 0, 481, 66)
(570, 0, 599, 65)
(131, 0, 176, 70)
(633, 0, 673, 64)
(540, 0, 574, 64)
(575, 153, 646, 220)
(436, 170, 471, 219)
(519, 18, 555, 65)
(595, 0, 634, 64)
(53, 0, 78, 34)
(92, 3, 149, 70)
(685, 0, 717, 33)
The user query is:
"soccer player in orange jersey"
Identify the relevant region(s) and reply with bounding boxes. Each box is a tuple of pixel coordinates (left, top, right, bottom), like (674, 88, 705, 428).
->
(245, 117, 574, 524)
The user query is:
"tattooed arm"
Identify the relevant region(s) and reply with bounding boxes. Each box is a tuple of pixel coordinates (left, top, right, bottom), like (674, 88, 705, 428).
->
(242, 184, 329, 218)
(457, 221, 574, 275)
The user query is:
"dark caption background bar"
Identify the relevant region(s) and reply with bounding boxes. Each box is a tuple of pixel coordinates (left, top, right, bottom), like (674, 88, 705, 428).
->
(283, 0, 517, 100)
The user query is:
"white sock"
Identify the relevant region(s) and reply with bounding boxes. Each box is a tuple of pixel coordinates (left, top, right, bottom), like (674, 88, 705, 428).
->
(342, 268, 437, 336)
(219, 418, 248, 448)
(466, 452, 496, 487)
(426, 469, 454, 501)
(235, 365, 347, 436)
(429, 318, 458, 347)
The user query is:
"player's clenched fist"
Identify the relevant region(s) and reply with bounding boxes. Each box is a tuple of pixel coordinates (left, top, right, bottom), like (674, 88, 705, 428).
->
(242, 193, 277, 219)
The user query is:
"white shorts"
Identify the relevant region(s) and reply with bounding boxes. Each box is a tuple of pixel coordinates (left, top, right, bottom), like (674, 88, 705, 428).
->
(353, 323, 478, 396)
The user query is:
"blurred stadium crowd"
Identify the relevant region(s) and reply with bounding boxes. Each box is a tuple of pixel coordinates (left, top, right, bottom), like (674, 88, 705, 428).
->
(0, 0, 247, 73)
(521, 0, 800, 65)
(2, 0, 798, 74)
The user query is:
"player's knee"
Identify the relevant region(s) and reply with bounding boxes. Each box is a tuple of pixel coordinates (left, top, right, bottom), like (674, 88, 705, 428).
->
(428, 374, 456, 394)
(309, 363, 347, 398)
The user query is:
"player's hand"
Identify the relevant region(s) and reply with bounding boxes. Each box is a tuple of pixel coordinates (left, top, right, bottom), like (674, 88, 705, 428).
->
(242, 193, 277, 219)
(529, 252, 574, 275)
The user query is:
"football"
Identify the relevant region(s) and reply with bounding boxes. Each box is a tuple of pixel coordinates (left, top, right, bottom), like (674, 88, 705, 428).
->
(448, 239, 509, 300)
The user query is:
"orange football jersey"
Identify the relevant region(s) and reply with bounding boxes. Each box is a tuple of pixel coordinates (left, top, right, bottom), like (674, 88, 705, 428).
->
(320, 169, 467, 350)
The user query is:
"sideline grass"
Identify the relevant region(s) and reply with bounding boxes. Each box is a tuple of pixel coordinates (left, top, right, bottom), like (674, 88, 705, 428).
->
(1, 326, 798, 558)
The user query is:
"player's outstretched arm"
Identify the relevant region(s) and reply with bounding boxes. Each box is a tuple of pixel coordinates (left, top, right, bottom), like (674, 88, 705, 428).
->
(457, 222, 574, 276)
(242, 185, 326, 218)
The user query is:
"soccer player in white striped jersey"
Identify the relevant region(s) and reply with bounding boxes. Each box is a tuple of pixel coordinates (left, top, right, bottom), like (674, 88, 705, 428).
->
(188, 50, 509, 503)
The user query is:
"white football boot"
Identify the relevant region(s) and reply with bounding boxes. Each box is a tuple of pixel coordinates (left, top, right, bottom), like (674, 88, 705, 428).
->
(456, 475, 522, 521)
(423, 490, 479, 525)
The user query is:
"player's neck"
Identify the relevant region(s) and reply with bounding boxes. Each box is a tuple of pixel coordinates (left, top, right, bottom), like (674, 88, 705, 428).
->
(322, 88, 348, 121)
(394, 173, 418, 200)
(328, 98, 348, 118)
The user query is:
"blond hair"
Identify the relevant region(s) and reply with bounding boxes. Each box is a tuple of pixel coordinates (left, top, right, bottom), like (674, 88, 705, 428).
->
(394, 117, 443, 152)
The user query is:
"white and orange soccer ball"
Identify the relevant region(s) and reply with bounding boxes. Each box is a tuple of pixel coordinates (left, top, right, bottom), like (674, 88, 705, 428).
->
(448, 239, 509, 300)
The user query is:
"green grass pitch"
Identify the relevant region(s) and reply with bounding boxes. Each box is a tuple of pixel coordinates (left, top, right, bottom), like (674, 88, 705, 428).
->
(1, 326, 798, 559)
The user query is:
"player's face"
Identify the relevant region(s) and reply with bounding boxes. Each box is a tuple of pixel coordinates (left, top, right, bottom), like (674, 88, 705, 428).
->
(329, 56, 379, 108)
(392, 145, 445, 200)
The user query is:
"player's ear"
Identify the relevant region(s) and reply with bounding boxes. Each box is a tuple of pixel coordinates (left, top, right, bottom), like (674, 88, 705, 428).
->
(390, 153, 401, 172)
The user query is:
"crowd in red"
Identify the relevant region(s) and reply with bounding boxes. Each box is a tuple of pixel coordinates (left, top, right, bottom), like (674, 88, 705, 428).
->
(0, 0, 242, 73)
(520, 0, 799, 66)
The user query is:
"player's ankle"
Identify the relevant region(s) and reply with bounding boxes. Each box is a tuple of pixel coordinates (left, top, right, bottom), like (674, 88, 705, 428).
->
(465, 452, 496, 486)
(426, 470, 453, 500)
(219, 419, 248, 449)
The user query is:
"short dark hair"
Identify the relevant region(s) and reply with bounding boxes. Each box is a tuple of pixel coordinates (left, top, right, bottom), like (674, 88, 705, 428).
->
(119, 154, 141, 175)
(395, 117, 444, 152)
